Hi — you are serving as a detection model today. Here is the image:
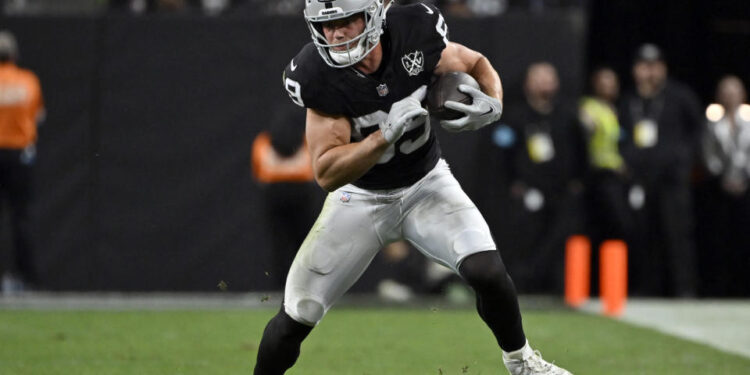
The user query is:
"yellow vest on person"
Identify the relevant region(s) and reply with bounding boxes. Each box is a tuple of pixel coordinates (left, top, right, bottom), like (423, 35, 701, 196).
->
(579, 97, 624, 171)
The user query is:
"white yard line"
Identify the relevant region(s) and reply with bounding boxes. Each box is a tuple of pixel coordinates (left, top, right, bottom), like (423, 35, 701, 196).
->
(582, 298, 750, 359)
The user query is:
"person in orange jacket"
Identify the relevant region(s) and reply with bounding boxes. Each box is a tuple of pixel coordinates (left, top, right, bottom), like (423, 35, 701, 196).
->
(0, 30, 45, 293)
(251, 106, 322, 289)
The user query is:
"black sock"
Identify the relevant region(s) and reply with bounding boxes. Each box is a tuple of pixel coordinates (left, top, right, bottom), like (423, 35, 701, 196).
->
(254, 308, 313, 374)
(459, 251, 527, 352)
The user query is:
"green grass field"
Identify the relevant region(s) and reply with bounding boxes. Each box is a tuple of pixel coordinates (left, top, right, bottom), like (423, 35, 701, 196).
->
(1, 308, 748, 374)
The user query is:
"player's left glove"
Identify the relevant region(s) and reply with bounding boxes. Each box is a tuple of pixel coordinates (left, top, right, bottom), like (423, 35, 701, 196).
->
(380, 85, 429, 144)
(441, 84, 503, 132)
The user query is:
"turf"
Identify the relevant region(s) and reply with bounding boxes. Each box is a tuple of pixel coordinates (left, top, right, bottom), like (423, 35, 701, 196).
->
(0, 308, 748, 374)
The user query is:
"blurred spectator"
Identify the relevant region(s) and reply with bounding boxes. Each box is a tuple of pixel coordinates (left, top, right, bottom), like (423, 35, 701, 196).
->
(0, 30, 44, 294)
(236, 0, 512, 17)
(400, 0, 506, 17)
(489, 62, 586, 293)
(109, 0, 233, 15)
(508, 0, 585, 13)
(200, 0, 231, 15)
(104, 0, 580, 16)
(3, 0, 105, 15)
(618, 43, 703, 297)
(254, 0, 301, 15)
(578, 67, 632, 242)
(110, 0, 189, 13)
(157, 0, 188, 11)
(250, 106, 323, 289)
(696, 75, 750, 296)
(440, 0, 473, 17)
(703, 76, 750, 195)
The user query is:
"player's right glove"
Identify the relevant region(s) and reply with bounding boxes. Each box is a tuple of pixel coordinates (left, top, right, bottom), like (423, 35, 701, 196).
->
(441, 84, 503, 132)
(380, 85, 429, 144)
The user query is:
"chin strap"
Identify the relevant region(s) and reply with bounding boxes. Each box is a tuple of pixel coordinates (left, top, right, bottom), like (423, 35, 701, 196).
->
(329, 42, 366, 65)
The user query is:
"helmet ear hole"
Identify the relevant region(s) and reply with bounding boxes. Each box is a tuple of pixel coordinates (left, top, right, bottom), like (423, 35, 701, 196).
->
(311, 22, 324, 36)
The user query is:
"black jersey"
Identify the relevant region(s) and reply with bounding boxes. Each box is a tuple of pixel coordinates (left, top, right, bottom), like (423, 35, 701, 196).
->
(282, 3, 448, 190)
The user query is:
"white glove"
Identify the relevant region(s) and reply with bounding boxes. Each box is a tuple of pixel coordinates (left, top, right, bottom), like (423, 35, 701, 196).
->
(380, 85, 429, 144)
(441, 84, 503, 132)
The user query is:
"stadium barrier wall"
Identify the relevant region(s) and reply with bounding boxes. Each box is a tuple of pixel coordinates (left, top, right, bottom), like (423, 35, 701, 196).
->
(0, 11, 586, 291)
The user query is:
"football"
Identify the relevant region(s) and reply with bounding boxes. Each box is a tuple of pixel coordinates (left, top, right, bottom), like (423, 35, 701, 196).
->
(426, 71, 480, 120)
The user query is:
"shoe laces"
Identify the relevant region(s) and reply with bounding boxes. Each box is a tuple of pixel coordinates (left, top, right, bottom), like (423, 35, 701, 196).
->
(523, 350, 555, 372)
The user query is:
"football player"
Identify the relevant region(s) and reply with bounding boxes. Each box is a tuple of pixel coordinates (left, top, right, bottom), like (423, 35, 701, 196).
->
(254, 1, 572, 374)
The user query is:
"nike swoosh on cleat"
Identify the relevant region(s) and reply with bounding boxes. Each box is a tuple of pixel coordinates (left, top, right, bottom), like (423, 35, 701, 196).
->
(290, 59, 297, 71)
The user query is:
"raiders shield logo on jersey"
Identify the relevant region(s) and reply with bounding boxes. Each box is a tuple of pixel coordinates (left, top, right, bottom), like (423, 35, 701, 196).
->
(401, 50, 424, 76)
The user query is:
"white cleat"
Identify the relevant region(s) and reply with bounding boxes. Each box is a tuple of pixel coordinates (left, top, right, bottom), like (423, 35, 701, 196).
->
(502, 341, 572, 375)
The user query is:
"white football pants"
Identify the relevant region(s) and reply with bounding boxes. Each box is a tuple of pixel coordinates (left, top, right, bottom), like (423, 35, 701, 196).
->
(284, 159, 496, 325)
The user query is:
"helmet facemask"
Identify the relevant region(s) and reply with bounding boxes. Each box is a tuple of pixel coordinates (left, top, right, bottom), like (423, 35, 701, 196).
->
(304, 0, 386, 68)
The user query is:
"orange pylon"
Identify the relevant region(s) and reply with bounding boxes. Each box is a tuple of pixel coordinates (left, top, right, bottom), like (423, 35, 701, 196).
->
(600, 240, 628, 316)
(564, 235, 591, 307)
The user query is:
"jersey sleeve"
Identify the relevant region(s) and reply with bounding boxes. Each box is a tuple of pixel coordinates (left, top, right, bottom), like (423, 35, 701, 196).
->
(388, 3, 449, 72)
(282, 43, 346, 115)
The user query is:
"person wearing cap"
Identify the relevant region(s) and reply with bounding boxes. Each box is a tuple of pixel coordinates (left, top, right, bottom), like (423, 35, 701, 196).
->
(618, 43, 702, 298)
(0, 30, 45, 293)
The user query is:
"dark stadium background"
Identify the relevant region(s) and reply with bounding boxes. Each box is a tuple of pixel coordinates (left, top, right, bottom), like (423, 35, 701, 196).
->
(0, 0, 747, 293)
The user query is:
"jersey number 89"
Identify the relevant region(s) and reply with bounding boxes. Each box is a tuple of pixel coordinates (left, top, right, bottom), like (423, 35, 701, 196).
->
(285, 78, 304, 107)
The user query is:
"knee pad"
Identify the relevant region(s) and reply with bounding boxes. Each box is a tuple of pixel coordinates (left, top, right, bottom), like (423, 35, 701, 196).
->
(285, 297, 325, 326)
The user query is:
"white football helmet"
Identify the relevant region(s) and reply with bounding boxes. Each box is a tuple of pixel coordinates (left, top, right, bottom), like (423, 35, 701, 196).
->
(304, 0, 387, 68)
